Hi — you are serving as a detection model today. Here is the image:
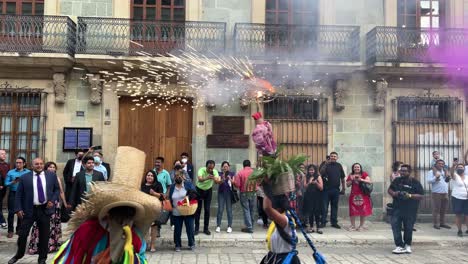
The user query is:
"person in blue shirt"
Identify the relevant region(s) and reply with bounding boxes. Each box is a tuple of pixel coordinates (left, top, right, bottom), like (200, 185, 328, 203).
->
(5, 157, 30, 237)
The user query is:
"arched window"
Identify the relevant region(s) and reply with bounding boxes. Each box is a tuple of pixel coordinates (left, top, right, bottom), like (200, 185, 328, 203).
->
(265, 0, 318, 25)
(0, 0, 44, 15)
(131, 0, 185, 21)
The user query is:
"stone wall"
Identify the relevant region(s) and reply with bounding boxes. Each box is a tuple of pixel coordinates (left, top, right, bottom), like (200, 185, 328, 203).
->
(331, 73, 386, 220)
(59, 0, 113, 17)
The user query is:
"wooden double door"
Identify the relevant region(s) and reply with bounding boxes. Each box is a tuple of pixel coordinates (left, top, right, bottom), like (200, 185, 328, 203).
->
(118, 97, 193, 171)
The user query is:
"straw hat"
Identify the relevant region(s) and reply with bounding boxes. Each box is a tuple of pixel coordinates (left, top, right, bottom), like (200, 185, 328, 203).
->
(67, 146, 161, 233)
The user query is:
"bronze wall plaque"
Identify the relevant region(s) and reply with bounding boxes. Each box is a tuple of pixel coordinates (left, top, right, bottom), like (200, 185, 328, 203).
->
(212, 116, 244, 134)
(207, 135, 249, 148)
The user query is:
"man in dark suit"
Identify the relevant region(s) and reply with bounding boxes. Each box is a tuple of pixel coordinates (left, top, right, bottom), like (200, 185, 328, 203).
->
(63, 149, 85, 201)
(8, 158, 60, 264)
(69, 155, 105, 209)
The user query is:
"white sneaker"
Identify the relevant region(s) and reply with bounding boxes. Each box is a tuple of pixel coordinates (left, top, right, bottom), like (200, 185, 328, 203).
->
(392, 246, 407, 254)
(405, 245, 412, 254)
(227, 227, 232, 233)
(171, 225, 175, 231)
(215, 226, 221, 233)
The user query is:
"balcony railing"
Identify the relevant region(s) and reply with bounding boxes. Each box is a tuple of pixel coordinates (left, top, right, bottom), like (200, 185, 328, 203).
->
(234, 23, 360, 62)
(0, 15, 76, 56)
(76, 17, 226, 56)
(366, 27, 468, 64)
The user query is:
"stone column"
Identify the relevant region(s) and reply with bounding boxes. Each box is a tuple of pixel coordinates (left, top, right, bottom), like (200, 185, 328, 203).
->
(384, 0, 398, 26)
(333, 79, 347, 111)
(374, 80, 388, 112)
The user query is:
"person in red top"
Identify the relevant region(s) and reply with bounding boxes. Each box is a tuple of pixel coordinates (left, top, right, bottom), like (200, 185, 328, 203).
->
(346, 163, 372, 231)
(0, 149, 10, 228)
(234, 160, 256, 233)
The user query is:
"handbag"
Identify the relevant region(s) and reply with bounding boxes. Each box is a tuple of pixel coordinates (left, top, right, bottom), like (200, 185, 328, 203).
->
(231, 185, 240, 204)
(155, 209, 170, 225)
(162, 198, 172, 212)
(359, 181, 373, 196)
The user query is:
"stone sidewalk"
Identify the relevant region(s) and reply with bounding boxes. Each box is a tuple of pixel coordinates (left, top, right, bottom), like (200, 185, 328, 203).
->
(154, 218, 468, 248)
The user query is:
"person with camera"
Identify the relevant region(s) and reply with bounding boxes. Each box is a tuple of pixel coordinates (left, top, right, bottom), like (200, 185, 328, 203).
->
(388, 164, 424, 254)
(195, 160, 221, 235)
(319, 152, 346, 229)
(427, 159, 451, 230)
(450, 163, 468, 237)
(346, 163, 372, 231)
(216, 161, 235, 233)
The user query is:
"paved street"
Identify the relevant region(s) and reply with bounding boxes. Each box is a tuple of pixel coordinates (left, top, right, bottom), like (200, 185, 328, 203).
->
(0, 242, 467, 264)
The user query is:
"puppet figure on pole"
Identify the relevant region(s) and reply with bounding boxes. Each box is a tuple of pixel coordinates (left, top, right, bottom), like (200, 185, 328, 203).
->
(249, 97, 326, 264)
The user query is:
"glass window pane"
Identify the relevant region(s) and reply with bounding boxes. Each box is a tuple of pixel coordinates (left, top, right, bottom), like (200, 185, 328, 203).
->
(405, 15, 417, 27)
(302, 0, 316, 11)
(293, 13, 303, 24)
(432, 1, 439, 15)
(162, 0, 171, 6)
(31, 117, 39, 132)
(19, 96, 40, 111)
(304, 13, 317, 25)
(405, 0, 417, 14)
(17, 135, 27, 150)
(174, 0, 185, 6)
(147, 0, 156, 4)
(17, 117, 28, 133)
(22, 3, 32, 15)
(421, 16, 430, 28)
(35, 3, 44, 15)
(2, 117, 12, 132)
(278, 12, 288, 24)
(18, 152, 26, 159)
(6, 3, 16, 15)
(266, 0, 276, 10)
(420, 1, 431, 16)
(174, 8, 185, 21)
(0, 135, 11, 150)
(279, 0, 288, 10)
(146, 8, 156, 20)
(134, 0, 143, 4)
(30, 152, 37, 162)
(31, 135, 39, 150)
(432, 17, 439, 28)
(266, 12, 277, 24)
(161, 8, 171, 20)
(133, 7, 143, 19)
(0, 96, 12, 111)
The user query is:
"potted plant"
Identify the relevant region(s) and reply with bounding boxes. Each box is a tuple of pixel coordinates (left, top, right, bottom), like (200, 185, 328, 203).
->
(249, 148, 307, 195)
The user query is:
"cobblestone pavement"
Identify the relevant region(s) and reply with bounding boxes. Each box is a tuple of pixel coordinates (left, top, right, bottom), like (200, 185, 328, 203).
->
(0, 242, 467, 264)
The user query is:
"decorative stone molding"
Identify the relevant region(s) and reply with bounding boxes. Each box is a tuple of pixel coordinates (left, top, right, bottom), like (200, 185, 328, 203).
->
(88, 74, 103, 105)
(333, 79, 347, 111)
(374, 80, 388, 112)
(53, 73, 67, 104)
(239, 97, 250, 111)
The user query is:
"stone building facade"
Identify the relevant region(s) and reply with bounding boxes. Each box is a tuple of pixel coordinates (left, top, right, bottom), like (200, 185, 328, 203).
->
(1, 0, 468, 219)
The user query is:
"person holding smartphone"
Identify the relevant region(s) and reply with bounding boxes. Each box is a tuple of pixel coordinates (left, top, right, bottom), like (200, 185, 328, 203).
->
(427, 159, 451, 230)
(5, 157, 31, 238)
(195, 160, 221, 235)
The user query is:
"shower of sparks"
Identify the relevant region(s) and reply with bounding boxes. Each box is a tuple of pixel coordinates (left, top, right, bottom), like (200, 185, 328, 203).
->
(79, 44, 325, 110)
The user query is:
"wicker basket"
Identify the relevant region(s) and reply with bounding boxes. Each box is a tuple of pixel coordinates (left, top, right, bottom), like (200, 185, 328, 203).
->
(272, 171, 295, 195)
(177, 197, 198, 216)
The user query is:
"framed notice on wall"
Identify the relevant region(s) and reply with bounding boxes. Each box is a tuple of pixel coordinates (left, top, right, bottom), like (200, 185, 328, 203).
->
(63, 127, 93, 152)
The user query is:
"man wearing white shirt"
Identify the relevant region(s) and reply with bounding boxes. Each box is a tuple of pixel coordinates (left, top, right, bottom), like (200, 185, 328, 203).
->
(427, 159, 451, 230)
(63, 149, 85, 201)
(8, 158, 59, 264)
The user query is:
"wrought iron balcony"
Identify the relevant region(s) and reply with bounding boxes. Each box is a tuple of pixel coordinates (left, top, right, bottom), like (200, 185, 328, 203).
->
(366, 27, 468, 64)
(76, 17, 226, 56)
(0, 15, 76, 56)
(233, 23, 360, 62)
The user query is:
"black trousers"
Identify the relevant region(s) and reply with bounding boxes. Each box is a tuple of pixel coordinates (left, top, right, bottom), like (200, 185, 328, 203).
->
(257, 196, 268, 226)
(0, 188, 7, 223)
(195, 187, 212, 232)
(8, 191, 22, 233)
(391, 209, 416, 248)
(15, 205, 50, 261)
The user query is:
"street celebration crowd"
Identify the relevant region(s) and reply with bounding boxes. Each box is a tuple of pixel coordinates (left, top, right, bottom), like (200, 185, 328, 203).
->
(0, 146, 468, 263)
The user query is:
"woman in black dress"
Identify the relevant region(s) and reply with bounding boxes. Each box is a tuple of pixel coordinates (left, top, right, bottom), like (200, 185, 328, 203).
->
(140, 170, 164, 252)
(302, 164, 324, 234)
